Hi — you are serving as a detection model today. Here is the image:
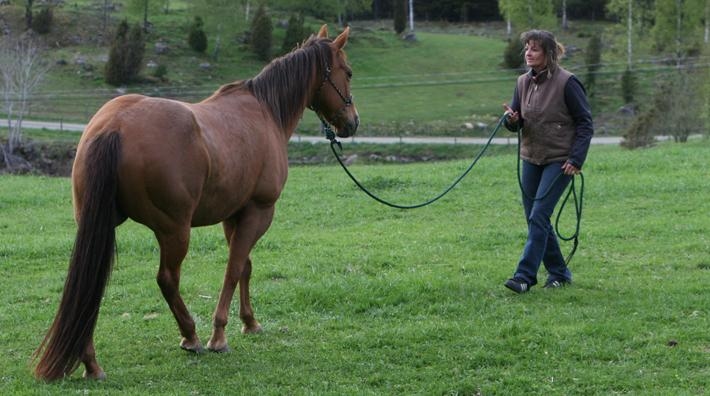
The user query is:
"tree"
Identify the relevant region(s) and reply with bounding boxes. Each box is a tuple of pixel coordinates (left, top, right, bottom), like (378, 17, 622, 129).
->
(620, 67, 637, 104)
(606, 0, 656, 69)
(273, 0, 369, 24)
(250, 4, 272, 62)
(393, 0, 406, 34)
(584, 34, 602, 94)
(188, 16, 208, 53)
(24, 0, 34, 30)
(651, 0, 704, 66)
(650, 70, 703, 142)
(281, 13, 306, 54)
(0, 38, 49, 169)
(104, 20, 145, 86)
(498, 0, 556, 33)
(503, 37, 525, 69)
(190, 0, 245, 59)
(31, 6, 53, 34)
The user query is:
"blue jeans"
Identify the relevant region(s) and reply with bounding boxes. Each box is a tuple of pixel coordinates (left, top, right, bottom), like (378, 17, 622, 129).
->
(513, 160, 572, 286)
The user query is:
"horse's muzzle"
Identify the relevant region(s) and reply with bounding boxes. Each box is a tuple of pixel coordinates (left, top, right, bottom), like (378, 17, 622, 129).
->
(337, 113, 359, 138)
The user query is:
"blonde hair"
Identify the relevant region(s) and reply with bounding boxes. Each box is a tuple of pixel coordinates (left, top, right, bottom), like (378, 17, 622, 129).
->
(520, 30, 565, 71)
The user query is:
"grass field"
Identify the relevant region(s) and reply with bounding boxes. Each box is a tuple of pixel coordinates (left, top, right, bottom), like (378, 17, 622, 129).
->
(1, 140, 708, 394)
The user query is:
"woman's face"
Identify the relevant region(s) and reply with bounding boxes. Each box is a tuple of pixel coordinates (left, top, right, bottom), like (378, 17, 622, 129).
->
(525, 40, 547, 71)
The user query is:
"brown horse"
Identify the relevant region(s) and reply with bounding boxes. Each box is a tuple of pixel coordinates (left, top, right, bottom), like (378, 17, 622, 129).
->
(34, 25, 358, 381)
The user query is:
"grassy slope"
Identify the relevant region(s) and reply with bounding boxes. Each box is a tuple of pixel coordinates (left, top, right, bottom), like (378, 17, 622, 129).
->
(1, 141, 708, 394)
(5, 2, 682, 136)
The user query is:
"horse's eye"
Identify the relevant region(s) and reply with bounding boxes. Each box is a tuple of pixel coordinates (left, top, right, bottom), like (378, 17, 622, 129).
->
(346, 70, 353, 80)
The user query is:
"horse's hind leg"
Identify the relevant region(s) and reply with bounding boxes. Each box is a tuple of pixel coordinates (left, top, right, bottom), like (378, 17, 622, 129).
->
(207, 205, 273, 352)
(81, 339, 106, 380)
(155, 228, 204, 353)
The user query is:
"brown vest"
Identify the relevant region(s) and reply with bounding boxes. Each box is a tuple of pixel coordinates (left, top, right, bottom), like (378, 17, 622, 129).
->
(516, 67, 575, 165)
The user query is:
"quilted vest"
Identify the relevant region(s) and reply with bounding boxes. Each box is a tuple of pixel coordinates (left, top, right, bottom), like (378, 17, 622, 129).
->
(516, 67, 575, 165)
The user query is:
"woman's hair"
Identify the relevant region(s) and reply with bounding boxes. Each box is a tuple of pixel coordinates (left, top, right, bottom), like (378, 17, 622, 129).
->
(520, 30, 565, 71)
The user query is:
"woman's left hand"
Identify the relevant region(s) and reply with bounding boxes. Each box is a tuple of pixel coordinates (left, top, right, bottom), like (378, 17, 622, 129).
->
(561, 161, 581, 176)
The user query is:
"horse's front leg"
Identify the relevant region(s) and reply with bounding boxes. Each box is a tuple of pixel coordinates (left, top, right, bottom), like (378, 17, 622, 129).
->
(155, 228, 204, 353)
(207, 205, 272, 352)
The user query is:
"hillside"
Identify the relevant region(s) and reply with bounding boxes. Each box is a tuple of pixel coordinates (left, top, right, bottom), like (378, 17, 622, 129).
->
(3, 1, 708, 145)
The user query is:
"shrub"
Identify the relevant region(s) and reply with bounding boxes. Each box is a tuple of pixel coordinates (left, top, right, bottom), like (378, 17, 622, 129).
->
(32, 7, 53, 34)
(105, 20, 145, 86)
(188, 16, 208, 53)
(621, 110, 655, 149)
(250, 4, 272, 61)
(152, 64, 168, 81)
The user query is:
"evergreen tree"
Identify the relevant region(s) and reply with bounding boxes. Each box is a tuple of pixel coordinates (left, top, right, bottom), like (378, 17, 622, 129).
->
(188, 16, 208, 53)
(281, 13, 306, 54)
(105, 20, 145, 86)
(31, 7, 53, 34)
(393, 0, 406, 34)
(251, 4, 273, 62)
(502, 36, 524, 70)
(620, 67, 637, 104)
(584, 34, 602, 94)
(126, 23, 146, 78)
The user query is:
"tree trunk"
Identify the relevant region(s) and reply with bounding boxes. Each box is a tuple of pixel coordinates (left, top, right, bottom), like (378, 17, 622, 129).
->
(562, 0, 568, 30)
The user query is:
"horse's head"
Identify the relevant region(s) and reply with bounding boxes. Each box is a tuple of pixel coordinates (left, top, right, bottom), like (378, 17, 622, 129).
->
(310, 25, 359, 138)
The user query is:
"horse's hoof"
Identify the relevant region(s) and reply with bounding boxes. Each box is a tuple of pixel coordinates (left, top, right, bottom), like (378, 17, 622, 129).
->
(180, 338, 205, 354)
(242, 322, 263, 334)
(206, 337, 230, 353)
(83, 370, 107, 381)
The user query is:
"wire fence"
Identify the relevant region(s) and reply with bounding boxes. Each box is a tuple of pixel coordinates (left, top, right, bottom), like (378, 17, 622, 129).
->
(3, 55, 709, 137)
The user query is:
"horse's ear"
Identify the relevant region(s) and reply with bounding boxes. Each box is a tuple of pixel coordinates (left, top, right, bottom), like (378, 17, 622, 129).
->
(317, 24, 328, 38)
(333, 26, 350, 50)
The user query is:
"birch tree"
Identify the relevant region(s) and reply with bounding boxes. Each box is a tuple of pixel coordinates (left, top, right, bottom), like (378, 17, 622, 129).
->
(651, 0, 704, 66)
(0, 38, 49, 168)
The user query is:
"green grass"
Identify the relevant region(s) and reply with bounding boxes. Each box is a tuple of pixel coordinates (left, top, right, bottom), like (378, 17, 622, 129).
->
(1, 140, 709, 394)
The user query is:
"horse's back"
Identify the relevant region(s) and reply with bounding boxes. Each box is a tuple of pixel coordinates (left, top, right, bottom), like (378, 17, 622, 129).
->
(74, 94, 211, 231)
(73, 92, 288, 231)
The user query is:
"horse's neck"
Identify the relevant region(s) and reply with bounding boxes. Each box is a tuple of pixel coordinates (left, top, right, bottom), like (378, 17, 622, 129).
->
(247, 57, 319, 136)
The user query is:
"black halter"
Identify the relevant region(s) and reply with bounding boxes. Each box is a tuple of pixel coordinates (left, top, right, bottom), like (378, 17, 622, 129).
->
(307, 63, 353, 142)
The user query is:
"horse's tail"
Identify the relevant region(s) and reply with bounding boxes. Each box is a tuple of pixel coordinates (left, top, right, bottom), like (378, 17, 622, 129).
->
(34, 131, 122, 381)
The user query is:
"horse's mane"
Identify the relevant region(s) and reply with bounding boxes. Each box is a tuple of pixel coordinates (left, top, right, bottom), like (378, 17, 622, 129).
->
(243, 35, 333, 130)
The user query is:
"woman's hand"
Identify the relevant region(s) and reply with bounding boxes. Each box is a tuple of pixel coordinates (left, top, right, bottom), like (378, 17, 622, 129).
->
(503, 103, 519, 124)
(561, 161, 581, 176)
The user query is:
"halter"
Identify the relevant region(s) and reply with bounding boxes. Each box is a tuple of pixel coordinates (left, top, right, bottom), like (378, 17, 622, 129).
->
(307, 62, 353, 143)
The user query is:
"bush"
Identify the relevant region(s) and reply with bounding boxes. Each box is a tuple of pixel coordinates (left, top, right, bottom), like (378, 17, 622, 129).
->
(105, 20, 145, 86)
(188, 16, 208, 53)
(502, 37, 524, 70)
(31, 7, 53, 34)
(152, 64, 167, 81)
(281, 13, 306, 54)
(250, 4, 273, 61)
(621, 110, 655, 149)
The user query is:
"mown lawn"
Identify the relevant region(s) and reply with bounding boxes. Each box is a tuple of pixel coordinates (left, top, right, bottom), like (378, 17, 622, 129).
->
(0, 140, 708, 394)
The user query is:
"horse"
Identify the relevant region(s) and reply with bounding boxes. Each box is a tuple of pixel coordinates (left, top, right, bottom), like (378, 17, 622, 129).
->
(33, 24, 358, 381)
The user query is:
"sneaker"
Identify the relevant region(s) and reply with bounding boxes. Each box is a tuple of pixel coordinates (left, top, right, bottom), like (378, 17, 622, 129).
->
(543, 279, 571, 289)
(504, 278, 530, 294)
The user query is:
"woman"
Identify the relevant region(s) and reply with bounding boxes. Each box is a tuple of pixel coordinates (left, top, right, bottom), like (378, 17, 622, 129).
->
(502, 30, 593, 294)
